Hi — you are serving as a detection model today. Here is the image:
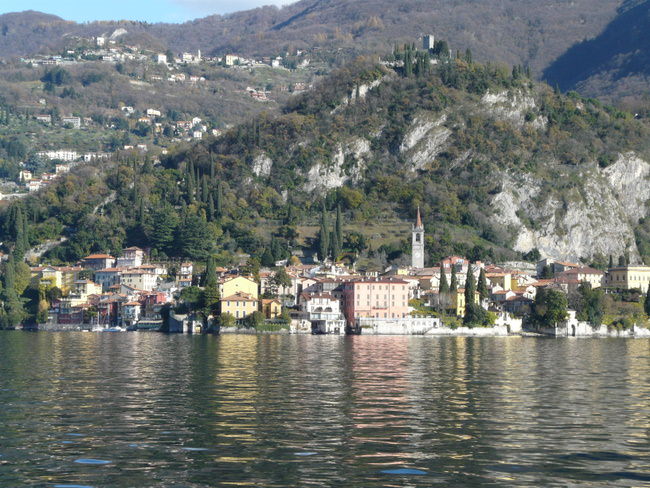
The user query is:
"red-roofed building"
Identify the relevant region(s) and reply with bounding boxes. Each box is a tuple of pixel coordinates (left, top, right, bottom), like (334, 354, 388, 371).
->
(83, 254, 115, 270)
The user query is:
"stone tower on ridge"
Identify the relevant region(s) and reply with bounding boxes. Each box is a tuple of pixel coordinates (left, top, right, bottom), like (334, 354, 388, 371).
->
(412, 207, 425, 269)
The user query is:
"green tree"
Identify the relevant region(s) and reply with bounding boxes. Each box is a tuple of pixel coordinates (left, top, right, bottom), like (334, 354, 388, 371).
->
(450, 267, 458, 292)
(463, 266, 481, 326)
(439, 270, 449, 293)
(148, 204, 179, 256)
(318, 205, 330, 261)
(644, 285, 650, 317)
(244, 310, 265, 329)
(1, 257, 26, 329)
(217, 312, 235, 329)
(335, 205, 343, 252)
(477, 268, 488, 303)
(576, 282, 604, 327)
(532, 288, 568, 327)
(261, 248, 275, 267)
(272, 267, 292, 297)
(175, 213, 214, 259)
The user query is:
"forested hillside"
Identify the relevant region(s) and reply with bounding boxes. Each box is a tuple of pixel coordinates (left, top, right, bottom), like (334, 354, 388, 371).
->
(544, 0, 650, 113)
(4, 47, 650, 269)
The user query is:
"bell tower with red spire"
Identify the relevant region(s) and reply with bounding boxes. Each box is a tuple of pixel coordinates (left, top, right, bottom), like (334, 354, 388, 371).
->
(412, 207, 425, 269)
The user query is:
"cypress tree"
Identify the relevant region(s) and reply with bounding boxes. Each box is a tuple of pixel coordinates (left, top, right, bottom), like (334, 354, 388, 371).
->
(608, 255, 614, 269)
(187, 165, 196, 203)
(477, 268, 488, 303)
(439, 270, 449, 293)
(645, 286, 650, 317)
(208, 194, 215, 222)
(201, 176, 209, 204)
(450, 266, 458, 292)
(2, 256, 25, 329)
(215, 182, 223, 218)
(335, 205, 343, 253)
(318, 205, 330, 262)
(464, 266, 477, 324)
(331, 235, 340, 262)
(13, 206, 25, 260)
(201, 255, 220, 332)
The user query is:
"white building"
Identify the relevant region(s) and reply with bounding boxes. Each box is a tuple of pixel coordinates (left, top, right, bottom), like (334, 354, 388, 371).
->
(62, 116, 81, 129)
(422, 34, 435, 50)
(116, 247, 144, 268)
(36, 150, 80, 162)
(120, 270, 158, 292)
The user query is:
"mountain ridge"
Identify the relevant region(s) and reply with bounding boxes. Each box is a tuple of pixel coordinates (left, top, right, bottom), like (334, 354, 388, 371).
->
(0, 0, 621, 76)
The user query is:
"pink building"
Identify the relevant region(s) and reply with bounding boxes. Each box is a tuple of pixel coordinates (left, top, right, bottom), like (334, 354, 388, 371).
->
(342, 278, 410, 324)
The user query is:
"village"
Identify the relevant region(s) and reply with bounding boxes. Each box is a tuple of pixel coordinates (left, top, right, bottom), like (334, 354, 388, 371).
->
(25, 209, 650, 338)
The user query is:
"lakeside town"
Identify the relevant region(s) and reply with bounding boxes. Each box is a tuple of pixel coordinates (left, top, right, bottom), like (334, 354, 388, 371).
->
(20, 209, 650, 338)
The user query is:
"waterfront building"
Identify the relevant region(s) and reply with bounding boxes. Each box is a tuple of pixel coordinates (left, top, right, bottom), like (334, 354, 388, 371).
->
(219, 275, 259, 300)
(220, 292, 258, 319)
(605, 265, 650, 292)
(342, 278, 410, 324)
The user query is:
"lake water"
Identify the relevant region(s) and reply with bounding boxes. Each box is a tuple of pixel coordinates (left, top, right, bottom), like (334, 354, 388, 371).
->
(0, 332, 649, 487)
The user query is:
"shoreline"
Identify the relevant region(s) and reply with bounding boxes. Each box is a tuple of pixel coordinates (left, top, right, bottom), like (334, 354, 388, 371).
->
(9, 326, 650, 338)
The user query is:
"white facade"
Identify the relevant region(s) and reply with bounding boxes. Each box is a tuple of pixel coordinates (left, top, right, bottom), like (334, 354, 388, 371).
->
(120, 271, 158, 291)
(37, 150, 80, 162)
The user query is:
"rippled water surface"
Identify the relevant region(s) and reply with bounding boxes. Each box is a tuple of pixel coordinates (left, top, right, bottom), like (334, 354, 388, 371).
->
(0, 332, 649, 487)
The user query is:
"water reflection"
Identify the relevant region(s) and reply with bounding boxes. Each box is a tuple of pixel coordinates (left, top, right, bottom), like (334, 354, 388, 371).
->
(0, 332, 648, 487)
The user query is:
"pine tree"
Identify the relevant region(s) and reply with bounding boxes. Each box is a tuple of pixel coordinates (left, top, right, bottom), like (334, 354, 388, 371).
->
(477, 268, 488, 303)
(450, 266, 458, 292)
(149, 204, 179, 256)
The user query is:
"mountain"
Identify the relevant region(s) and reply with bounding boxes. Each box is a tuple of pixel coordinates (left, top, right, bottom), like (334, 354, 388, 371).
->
(0, 0, 622, 75)
(7, 52, 650, 267)
(544, 0, 650, 111)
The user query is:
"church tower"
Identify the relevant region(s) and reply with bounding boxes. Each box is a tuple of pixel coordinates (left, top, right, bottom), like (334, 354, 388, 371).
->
(412, 207, 425, 269)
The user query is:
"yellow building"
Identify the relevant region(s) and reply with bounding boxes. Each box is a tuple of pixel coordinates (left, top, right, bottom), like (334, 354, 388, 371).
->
(451, 289, 480, 317)
(605, 266, 650, 292)
(220, 292, 259, 320)
(32, 266, 83, 295)
(219, 276, 259, 300)
(261, 299, 282, 319)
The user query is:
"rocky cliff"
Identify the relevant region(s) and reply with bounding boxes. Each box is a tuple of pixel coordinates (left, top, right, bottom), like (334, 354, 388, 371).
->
(174, 58, 650, 263)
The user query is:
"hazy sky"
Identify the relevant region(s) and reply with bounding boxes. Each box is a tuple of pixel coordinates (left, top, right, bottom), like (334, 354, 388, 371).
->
(0, 0, 295, 23)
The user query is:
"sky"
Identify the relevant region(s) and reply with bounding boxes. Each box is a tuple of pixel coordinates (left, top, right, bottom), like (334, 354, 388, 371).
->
(0, 0, 295, 23)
